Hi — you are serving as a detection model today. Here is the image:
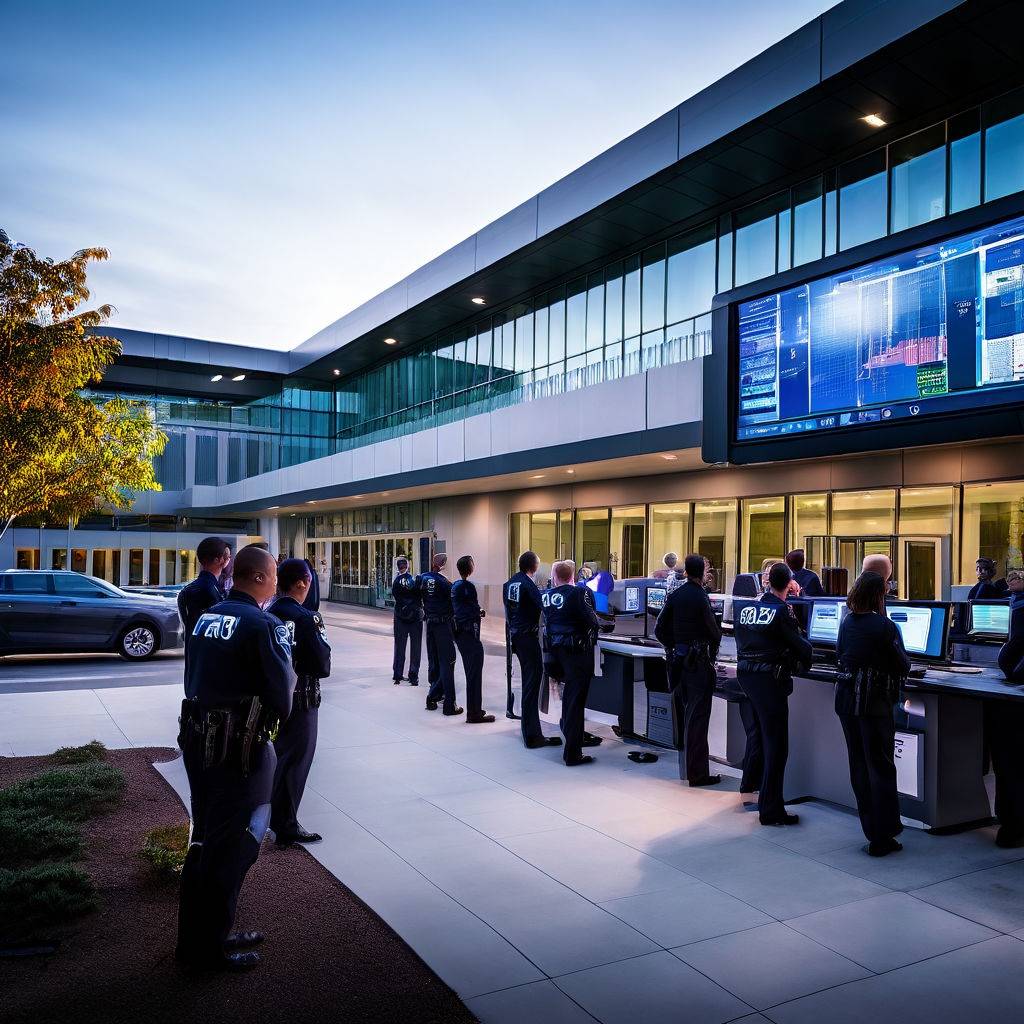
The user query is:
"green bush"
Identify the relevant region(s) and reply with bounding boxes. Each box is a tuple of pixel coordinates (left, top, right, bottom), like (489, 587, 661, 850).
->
(49, 740, 107, 765)
(0, 762, 124, 821)
(140, 822, 190, 877)
(0, 863, 96, 937)
(0, 808, 83, 867)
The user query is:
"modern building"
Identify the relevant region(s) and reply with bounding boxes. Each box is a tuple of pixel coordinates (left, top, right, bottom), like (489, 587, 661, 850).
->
(6, 0, 1024, 613)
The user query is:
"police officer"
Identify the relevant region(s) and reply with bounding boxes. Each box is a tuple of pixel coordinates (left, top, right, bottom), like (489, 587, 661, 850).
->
(452, 555, 495, 724)
(991, 568, 1024, 848)
(420, 553, 463, 716)
(392, 556, 422, 686)
(175, 546, 294, 971)
(301, 557, 321, 611)
(504, 551, 561, 749)
(543, 560, 603, 766)
(177, 537, 233, 663)
(654, 553, 722, 786)
(734, 561, 812, 826)
(269, 559, 331, 847)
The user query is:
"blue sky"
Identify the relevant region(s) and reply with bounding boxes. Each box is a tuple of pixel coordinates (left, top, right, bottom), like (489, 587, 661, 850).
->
(2, 0, 834, 349)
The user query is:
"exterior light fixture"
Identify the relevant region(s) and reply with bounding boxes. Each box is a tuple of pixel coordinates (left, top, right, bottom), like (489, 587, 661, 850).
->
(862, 113, 886, 128)
(267, 506, 280, 510)
(232, 374, 246, 381)
(661, 453, 678, 461)
(384, 337, 398, 345)
(210, 374, 223, 382)
(306, 500, 317, 504)
(531, 474, 545, 479)
(471, 297, 486, 305)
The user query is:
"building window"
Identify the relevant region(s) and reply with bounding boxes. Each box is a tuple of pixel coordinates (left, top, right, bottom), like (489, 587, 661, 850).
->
(693, 499, 737, 594)
(641, 245, 666, 334)
(789, 493, 829, 573)
(741, 497, 786, 573)
(648, 503, 691, 575)
(831, 489, 896, 537)
(128, 549, 144, 586)
(610, 505, 646, 579)
(961, 482, 1024, 583)
(666, 222, 716, 326)
(984, 87, 1024, 202)
(949, 110, 981, 214)
(574, 508, 610, 573)
(839, 150, 887, 250)
(889, 124, 946, 233)
(15, 548, 39, 569)
(734, 195, 784, 287)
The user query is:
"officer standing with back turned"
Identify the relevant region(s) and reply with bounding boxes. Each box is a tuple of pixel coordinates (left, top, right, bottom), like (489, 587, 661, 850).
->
(504, 551, 562, 749)
(734, 561, 812, 827)
(654, 553, 723, 787)
(392, 556, 422, 685)
(269, 559, 331, 848)
(420, 553, 463, 717)
(452, 555, 495, 724)
(177, 537, 232, 667)
(543, 560, 605, 766)
(176, 545, 294, 971)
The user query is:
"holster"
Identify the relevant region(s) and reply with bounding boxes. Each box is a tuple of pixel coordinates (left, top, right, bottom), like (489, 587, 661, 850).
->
(674, 641, 711, 672)
(293, 676, 323, 712)
(836, 666, 902, 715)
(187, 696, 281, 776)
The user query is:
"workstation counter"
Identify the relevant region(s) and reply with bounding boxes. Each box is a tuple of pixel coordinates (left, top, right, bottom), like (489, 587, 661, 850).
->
(542, 632, 1022, 832)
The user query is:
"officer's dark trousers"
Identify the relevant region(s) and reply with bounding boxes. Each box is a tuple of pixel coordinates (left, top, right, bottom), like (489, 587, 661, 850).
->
(838, 711, 901, 844)
(553, 646, 593, 764)
(271, 705, 318, 837)
(393, 615, 422, 682)
(985, 699, 1024, 839)
(512, 631, 544, 744)
(426, 624, 439, 688)
(455, 622, 484, 718)
(736, 671, 790, 822)
(670, 657, 715, 782)
(738, 699, 764, 792)
(177, 743, 267, 962)
(425, 620, 458, 712)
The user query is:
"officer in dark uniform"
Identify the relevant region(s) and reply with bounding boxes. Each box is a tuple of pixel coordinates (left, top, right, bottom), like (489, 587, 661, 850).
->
(177, 536, 232, 666)
(991, 568, 1024, 848)
(654, 553, 723, 787)
(301, 557, 321, 612)
(392, 557, 422, 685)
(734, 561, 812, 826)
(269, 559, 331, 847)
(543, 560, 605, 766)
(175, 546, 294, 971)
(504, 551, 561, 749)
(452, 555, 495, 724)
(420, 553, 463, 716)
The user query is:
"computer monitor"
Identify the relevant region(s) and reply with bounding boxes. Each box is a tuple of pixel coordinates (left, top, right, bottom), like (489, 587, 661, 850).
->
(968, 600, 1011, 639)
(807, 599, 847, 646)
(886, 602, 951, 663)
(646, 587, 667, 613)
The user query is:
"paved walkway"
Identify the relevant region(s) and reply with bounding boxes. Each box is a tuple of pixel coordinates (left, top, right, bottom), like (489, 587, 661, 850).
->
(3, 605, 1024, 1023)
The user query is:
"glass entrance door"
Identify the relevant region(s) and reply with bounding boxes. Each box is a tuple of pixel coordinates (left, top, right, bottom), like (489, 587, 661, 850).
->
(899, 536, 951, 600)
(834, 536, 896, 593)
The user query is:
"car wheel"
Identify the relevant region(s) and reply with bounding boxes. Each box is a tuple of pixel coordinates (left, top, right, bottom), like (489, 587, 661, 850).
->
(119, 623, 159, 660)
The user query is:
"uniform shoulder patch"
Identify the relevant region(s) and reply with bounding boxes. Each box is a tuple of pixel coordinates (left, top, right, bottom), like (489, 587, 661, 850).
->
(274, 623, 293, 652)
(507, 582, 521, 602)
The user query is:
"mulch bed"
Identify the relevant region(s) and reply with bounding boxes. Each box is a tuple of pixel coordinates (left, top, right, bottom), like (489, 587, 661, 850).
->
(0, 747, 477, 1024)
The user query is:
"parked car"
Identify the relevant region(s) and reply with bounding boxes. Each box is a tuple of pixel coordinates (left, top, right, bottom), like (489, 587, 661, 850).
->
(121, 583, 187, 597)
(0, 570, 184, 660)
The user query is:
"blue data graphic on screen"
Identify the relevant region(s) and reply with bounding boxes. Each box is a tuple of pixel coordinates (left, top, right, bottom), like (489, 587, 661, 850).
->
(736, 212, 1024, 441)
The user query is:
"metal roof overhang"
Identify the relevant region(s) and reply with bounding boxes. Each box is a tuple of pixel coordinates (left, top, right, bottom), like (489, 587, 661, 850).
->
(292, 0, 1024, 384)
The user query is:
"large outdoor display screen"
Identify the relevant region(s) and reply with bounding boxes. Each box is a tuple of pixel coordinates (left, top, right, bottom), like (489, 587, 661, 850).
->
(735, 212, 1024, 441)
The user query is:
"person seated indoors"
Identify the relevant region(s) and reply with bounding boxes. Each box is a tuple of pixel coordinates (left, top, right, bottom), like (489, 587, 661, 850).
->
(651, 552, 678, 580)
(969, 557, 1008, 601)
(785, 549, 823, 597)
(862, 553, 897, 599)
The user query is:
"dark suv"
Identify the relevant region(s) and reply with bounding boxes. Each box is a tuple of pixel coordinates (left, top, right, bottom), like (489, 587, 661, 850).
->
(0, 570, 184, 660)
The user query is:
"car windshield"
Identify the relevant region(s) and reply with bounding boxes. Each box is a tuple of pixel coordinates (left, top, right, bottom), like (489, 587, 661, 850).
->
(51, 574, 125, 597)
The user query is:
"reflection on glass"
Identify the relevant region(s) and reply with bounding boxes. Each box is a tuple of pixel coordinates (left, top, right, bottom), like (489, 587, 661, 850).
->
(741, 497, 785, 572)
(624, 255, 641, 340)
(717, 221, 733, 294)
(610, 505, 646, 579)
(961, 482, 1024, 583)
(985, 111, 1024, 202)
(840, 151, 887, 250)
(605, 262, 624, 345)
(831, 489, 896, 536)
(694, 499, 737, 593)
(641, 245, 666, 333)
(666, 223, 716, 325)
(735, 197, 782, 287)
(649, 503, 691, 574)
(587, 274, 604, 352)
(889, 125, 946, 233)
(566, 279, 587, 358)
(574, 509, 610, 572)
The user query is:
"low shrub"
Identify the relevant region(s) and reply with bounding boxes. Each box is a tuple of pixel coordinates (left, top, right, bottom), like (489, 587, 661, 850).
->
(0, 762, 125, 821)
(49, 740, 107, 765)
(0, 863, 96, 938)
(140, 822, 190, 877)
(0, 808, 83, 867)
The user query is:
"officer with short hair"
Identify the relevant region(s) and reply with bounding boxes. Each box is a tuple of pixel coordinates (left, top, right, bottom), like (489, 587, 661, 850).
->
(654, 553, 723, 787)
(176, 546, 294, 971)
(734, 561, 812, 827)
(543, 560, 604, 766)
(420, 553, 463, 716)
(178, 537, 233, 663)
(269, 559, 331, 848)
(452, 555, 495, 724)
(504, 551, 561, 749)
(392, 557, 422, 685)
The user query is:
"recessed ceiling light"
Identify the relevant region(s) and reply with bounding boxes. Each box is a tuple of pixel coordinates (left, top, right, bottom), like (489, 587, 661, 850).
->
(471, 297, 486, 305)
(384, 337, 398, 345)
(306, 500, 317, 504)
(862, 113, 886, 128)
(210, 374, 223, 382)
(531, 474, 545, 479)
(232, 374, 246, 382)
(566, 469, 575, 475)
(332, 368, 341, 376)
(661, 454, 678, 461)
(267, 506, 280, 510)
